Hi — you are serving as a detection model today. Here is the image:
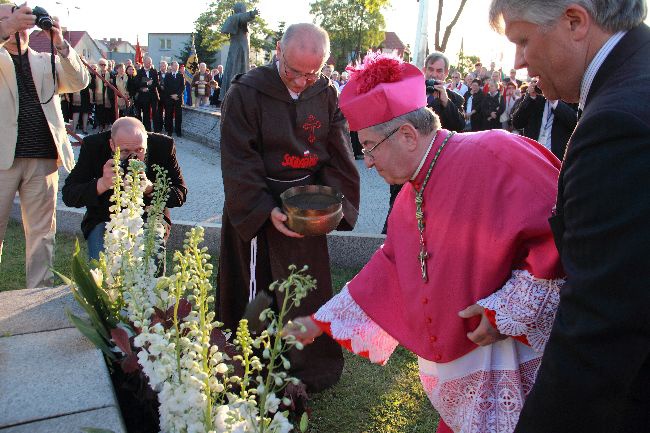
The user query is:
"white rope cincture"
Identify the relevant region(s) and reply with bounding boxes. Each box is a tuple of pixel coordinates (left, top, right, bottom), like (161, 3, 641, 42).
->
(248, 236, 258, 302)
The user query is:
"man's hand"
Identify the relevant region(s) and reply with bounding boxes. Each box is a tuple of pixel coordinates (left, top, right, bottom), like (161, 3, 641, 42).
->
(0, 5, 35, 41)
(270, 207, 303, 238)
(490, 111, 497, 119)
(458, 304, 506, 346)
(96, 158, 117, 195)
(283, 316, 323, 345)
(37, 14, 68, 54)
(434, 83, 449, 107)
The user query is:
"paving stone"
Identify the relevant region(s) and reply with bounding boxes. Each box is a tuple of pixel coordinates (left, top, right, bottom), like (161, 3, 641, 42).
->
(0, 327, 117, 428)
(0, 406, 126, 433)
(0, 286, 84, 337)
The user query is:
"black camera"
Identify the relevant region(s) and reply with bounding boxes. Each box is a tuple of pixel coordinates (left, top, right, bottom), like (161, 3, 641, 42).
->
(425, 79, 445, 88)
(32, 6, 53, 31)
(119, 154, 140, 174)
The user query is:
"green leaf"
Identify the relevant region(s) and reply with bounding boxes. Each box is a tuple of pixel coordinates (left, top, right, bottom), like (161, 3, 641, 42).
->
(71, 247, 113, 329)
(300, 411, 309, 432)
(69, 285, 111, 342)
(66, 309, 116, 361)
(52, 269, 73, 286)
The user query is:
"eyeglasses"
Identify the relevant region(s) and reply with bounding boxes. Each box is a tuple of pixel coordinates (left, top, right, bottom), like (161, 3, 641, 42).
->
(98, 63, 107, 67)
(281, 51, 321, 81)
(362, 126, 401, 160)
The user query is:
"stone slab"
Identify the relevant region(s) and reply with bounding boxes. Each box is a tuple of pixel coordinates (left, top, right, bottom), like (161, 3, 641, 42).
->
(0, 327, 117, 428)
(0, 286, 84, 337)
(181, 106, 221, 150)
(0, 406, 126, 433)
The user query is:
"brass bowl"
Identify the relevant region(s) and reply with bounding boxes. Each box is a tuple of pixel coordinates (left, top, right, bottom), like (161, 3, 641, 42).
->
(280, 185, 343, 236)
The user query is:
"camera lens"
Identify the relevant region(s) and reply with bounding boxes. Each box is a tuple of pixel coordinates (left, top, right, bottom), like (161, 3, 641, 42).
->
(32, 6, 53, 31)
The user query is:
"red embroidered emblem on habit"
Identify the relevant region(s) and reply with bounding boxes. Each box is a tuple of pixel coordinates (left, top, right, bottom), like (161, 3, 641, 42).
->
(302, 114, 321, 144)
(281, 153, 319, 169)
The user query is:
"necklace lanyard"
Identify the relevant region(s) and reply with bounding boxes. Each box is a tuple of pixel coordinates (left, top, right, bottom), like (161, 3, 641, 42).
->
(414, 131, 456, 281)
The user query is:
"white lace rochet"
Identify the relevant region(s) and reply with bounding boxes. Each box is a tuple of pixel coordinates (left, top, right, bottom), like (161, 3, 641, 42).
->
(314, 270, 564, 433)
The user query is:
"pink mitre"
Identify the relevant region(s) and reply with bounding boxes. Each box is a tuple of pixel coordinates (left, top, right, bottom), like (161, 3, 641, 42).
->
(339, 52, 427, 131)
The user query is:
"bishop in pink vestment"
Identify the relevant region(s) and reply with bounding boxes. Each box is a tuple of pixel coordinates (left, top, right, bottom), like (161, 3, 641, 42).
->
(287, 53, 565, 433)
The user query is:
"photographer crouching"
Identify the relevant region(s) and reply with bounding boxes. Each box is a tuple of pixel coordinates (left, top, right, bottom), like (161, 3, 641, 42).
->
(0, 3, 89, 288)
(62, 117, 187, 263)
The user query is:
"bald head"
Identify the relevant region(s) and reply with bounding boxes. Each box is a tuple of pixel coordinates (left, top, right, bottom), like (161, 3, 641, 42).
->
(112, 117, 147, 140)
(280, 23, 330, 61)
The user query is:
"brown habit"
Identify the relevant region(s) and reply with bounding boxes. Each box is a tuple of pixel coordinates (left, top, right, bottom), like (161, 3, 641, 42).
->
(217, 63, 360, 392)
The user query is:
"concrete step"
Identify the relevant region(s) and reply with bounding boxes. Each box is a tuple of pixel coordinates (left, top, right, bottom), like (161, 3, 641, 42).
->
(0, 287, 126, 433)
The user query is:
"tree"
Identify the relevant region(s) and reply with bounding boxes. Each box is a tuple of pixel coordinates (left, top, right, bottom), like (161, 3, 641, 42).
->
(451, 53, 480, 77)
(310, 0, 390, 70)
(433, 0, 468, 53)
(180, 0, 274, 67)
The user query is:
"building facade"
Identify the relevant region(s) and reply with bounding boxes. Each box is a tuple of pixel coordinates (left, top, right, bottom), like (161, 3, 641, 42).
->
(147, 33, 191, 65)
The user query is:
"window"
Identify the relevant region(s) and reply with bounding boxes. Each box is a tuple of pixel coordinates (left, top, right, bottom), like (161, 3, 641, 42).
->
(160, 38, 172, 51)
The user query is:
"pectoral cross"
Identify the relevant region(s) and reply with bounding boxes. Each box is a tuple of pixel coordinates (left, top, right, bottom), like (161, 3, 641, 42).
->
(419, 247, 429, 281)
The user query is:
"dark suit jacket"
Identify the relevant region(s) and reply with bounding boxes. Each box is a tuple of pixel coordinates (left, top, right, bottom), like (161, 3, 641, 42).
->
(62, 131, 187, 239)
(515, 24, 650, 433)
(164, 72, 185, 103)
(463, 90, 485, 131)
(427, 88, 466, 132)
(136, 67, 159, 102)
(481, 91, 505, 129)
(512, 94, 578, 160)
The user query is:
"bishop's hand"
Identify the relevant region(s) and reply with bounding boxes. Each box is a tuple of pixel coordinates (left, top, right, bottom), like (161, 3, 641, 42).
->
(458, 304, 506, 346)
(283, 316, 322, 345)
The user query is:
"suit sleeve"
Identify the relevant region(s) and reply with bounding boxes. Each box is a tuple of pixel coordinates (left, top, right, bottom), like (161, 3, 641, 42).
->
(438, 90, 466, 132)
(511, 95, 536, 130)
(515, 109, 650, 433)
(55, 46, 90, 95)
(159, 138, 187, 209)
(220, 84, 277, 242)
(62, 137, 105, 208)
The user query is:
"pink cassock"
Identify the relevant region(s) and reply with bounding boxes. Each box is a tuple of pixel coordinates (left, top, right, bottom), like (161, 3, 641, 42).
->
(347, 129, 564, 364)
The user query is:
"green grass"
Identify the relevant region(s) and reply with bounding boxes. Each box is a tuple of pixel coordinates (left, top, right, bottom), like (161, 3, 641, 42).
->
(0, 219, 88, 291)
(2, 219, 439, 432)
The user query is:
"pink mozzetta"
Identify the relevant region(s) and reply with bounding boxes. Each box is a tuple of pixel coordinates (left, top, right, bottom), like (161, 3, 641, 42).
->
(339, 53, 427, 131)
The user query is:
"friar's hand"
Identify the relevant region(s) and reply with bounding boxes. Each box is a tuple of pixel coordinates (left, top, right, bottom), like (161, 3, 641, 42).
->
(270, 207, 303, 238)
(458, 304, 506, 346)
(283, 316, 322, 345)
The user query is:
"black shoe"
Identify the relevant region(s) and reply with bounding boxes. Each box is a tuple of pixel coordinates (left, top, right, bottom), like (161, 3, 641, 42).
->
(176, 132, 182, 137)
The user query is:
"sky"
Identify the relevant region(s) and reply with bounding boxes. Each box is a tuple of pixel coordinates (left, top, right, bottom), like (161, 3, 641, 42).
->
(34, 0, 650, 72)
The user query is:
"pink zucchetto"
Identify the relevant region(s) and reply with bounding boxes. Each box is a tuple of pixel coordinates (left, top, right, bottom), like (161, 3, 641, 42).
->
(339, 52, 427, 131)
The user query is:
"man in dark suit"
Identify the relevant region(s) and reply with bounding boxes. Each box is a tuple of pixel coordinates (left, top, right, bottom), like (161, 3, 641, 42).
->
(164, 61, 185, 137)
(62, 117, 187, 260)
(489, 1, 650, 432)
(422, 52, 466, 132)
(463, 79, 485, 131)
(136, 56, 159, 131)
(512, 81, 577, 160)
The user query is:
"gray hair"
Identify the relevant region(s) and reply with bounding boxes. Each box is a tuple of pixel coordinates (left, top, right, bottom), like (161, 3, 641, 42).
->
(368, 107, 440, 137)
(424, 52, 450, 71)
(489, 0, 647, 33)
(281, 23, 331, 60)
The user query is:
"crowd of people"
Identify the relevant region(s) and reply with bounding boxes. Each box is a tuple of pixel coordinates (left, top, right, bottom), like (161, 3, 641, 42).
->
(60, 57, 226, 137)
(1, 1, 648, 433)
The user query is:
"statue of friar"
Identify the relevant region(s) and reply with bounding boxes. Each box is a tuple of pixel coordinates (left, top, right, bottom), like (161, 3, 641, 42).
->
(219, 2, 258, 101)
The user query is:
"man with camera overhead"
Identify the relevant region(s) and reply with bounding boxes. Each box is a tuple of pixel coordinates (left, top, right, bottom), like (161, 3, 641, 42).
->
(0, 3, 89, 288)
(62, 117, 187, 260)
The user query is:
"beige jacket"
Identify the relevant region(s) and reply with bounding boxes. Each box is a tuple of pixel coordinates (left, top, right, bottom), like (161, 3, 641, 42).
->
(0, 41, 90, 172)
